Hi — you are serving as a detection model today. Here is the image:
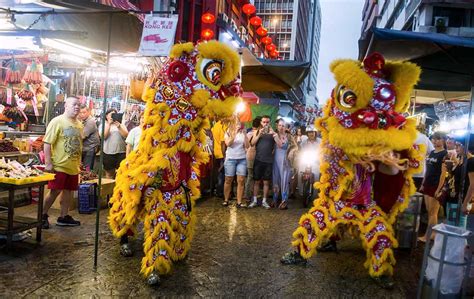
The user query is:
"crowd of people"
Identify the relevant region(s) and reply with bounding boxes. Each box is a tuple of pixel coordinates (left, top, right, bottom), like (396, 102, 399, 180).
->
(415, 127, 474, 241)
(212, 115, 320, 210)
(39, 97, 473, 231)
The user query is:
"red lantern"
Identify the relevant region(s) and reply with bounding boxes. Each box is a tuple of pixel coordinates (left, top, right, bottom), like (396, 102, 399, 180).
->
(249, 16, 262, 27)
(201, 29, 214, 40)
(242, 3, 256, 15)
(201, 13, 215, 24)
(256, 27, 268, 36)
(266, 43, 276, 52)
(261, 36, 272, 45)
(270, 50, 279, 58)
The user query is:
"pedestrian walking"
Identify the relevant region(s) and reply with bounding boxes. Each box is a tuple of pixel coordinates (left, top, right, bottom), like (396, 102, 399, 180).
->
(42, 96, 83, 228)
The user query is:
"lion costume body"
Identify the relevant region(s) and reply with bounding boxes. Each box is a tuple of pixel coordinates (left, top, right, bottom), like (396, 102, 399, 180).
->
(287, 53, 424, 279)
(108, 41, 241, 280)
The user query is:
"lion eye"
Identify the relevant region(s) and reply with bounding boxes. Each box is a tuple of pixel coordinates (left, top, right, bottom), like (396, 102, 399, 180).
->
(337, 85, 357, 108)
(201, 58, 223, 86)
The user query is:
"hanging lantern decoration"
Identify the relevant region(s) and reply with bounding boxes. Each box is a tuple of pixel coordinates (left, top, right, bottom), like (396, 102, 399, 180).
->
(242, 3, 256, 15)
(261, 36, 272, 45)
(201, 29, 214, 40)
(201, 13, 216, 24)
(249, 16, 262, 27)
(266, 43, 276, 52)
(270, 50, 279, 58)
(256, 27, 268, 36)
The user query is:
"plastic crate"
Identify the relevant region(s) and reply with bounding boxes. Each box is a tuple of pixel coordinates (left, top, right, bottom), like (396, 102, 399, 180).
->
(78, 183, 97, 214)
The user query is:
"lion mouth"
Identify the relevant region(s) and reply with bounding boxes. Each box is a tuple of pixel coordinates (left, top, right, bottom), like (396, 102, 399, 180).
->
(348, 149, 409, 173)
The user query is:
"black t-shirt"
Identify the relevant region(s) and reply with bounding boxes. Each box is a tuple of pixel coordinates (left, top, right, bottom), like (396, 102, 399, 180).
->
(255, 133, 275, 163)
(447, 157, 474, 202)
(425, 149, 447, 187)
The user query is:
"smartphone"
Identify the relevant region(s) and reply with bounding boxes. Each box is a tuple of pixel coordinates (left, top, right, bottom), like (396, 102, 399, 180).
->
(112, 113, 123, 123)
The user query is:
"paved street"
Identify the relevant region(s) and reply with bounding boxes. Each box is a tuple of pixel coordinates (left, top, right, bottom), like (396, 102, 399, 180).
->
(0, 197, 422, 298)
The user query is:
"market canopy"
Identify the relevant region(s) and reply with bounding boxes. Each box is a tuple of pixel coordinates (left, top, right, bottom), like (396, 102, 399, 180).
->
(241, 48, 310, 92)
(411, 89, 470, 104)
(0, 0, 143, 54)
(359, 28, 474, 92)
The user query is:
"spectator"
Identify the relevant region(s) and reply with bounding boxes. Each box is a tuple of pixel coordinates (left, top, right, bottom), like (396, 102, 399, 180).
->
(42, 97, 83, 228)
(126, 112, 144, 156)
(298, 125, 321, 196)
(413, 125, 434, 190)
(249, 115, 278, 209)
(222, 118, 249, 207)
(100, 109, 128, 178)
(445, 141, 467, 217)
(295, 126, 307, 149)
(211, 120, 226, 198)
(79, 104, 100, 171)
(272, 119, 298, 209)
(245, 116, 261, 203)
(462, 150, 474, 234)
(419, 132, 447, 242)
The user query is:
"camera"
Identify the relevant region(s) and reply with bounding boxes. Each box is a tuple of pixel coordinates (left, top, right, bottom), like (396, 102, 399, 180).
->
(111, 113, 123, 123)
(262, 125, 271, 134)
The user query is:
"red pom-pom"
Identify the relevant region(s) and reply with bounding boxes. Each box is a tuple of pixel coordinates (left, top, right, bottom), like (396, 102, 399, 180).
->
(363, 52, 386, 77)
(167, 61, 189, 82)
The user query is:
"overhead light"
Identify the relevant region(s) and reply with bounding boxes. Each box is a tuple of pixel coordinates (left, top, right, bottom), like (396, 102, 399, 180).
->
(60, 54, 87, 65)
(110, 57, 147, 72)
(42, 38, 92, 58)
(0, 36, 41, 51)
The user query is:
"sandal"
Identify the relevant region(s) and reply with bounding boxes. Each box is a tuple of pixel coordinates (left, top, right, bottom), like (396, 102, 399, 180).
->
(279, 201, 288, 210)
(236, 203, 247, 208)
(222, 201, 229, 206)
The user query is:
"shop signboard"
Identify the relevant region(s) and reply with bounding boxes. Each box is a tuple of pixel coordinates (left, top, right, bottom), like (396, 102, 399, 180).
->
(138, 15, 178, 56)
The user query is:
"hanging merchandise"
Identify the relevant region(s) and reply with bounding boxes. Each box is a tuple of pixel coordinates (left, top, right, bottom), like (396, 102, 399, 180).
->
(129, 71, 147, 101)
(22, 60, 43, 85)
(4, 59, 22, 85)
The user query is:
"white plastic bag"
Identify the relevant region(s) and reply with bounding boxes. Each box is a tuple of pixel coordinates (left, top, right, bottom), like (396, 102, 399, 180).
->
(425, 224, 470, 295)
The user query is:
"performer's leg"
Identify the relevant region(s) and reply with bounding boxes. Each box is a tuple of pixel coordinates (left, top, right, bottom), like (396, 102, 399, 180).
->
(140, 190, 175, 285)
(360, 208, 397, 289)
(282, 199, 336, 263)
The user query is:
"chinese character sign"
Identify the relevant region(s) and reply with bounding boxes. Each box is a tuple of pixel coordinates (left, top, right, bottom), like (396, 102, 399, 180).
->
(139, 15, 178, 56)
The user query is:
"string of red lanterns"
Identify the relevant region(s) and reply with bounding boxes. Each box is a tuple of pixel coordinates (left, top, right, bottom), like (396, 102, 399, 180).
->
(240, 3, 280, 59)
(198, 4, 280, 58)
(200, 11, 215, 41)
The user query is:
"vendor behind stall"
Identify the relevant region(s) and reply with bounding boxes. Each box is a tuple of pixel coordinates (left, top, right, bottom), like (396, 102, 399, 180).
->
(42, 96, 83, 228)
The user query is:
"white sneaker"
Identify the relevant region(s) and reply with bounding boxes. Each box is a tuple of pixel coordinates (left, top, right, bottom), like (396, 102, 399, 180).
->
(248, 201, 258, 208)
(262, 201, 271, 209)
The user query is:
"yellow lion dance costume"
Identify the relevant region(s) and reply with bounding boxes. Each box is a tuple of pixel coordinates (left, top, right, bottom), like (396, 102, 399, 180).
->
(281, 53, 425, 288)
(108, 41, 241, 285)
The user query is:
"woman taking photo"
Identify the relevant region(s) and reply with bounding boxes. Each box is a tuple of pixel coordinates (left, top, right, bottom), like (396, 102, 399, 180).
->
(223, 117, 249, 208)
(100, 109, 128, 178)
(272, 119, 298, 210)
(419, 132, 447, 242)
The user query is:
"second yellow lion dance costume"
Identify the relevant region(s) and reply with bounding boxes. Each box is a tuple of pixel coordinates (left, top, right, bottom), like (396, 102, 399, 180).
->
(108, 41, 242, 285)
(282, 53, 425, 289)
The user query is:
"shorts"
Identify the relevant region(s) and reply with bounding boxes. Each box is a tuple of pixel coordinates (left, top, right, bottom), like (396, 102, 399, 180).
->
(253, 159, 273, 181)
(103, 153, 126, 171)
(422, 184, 438, 198)
(224, 158, 247, 177)
(48, 171, 79, 191)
